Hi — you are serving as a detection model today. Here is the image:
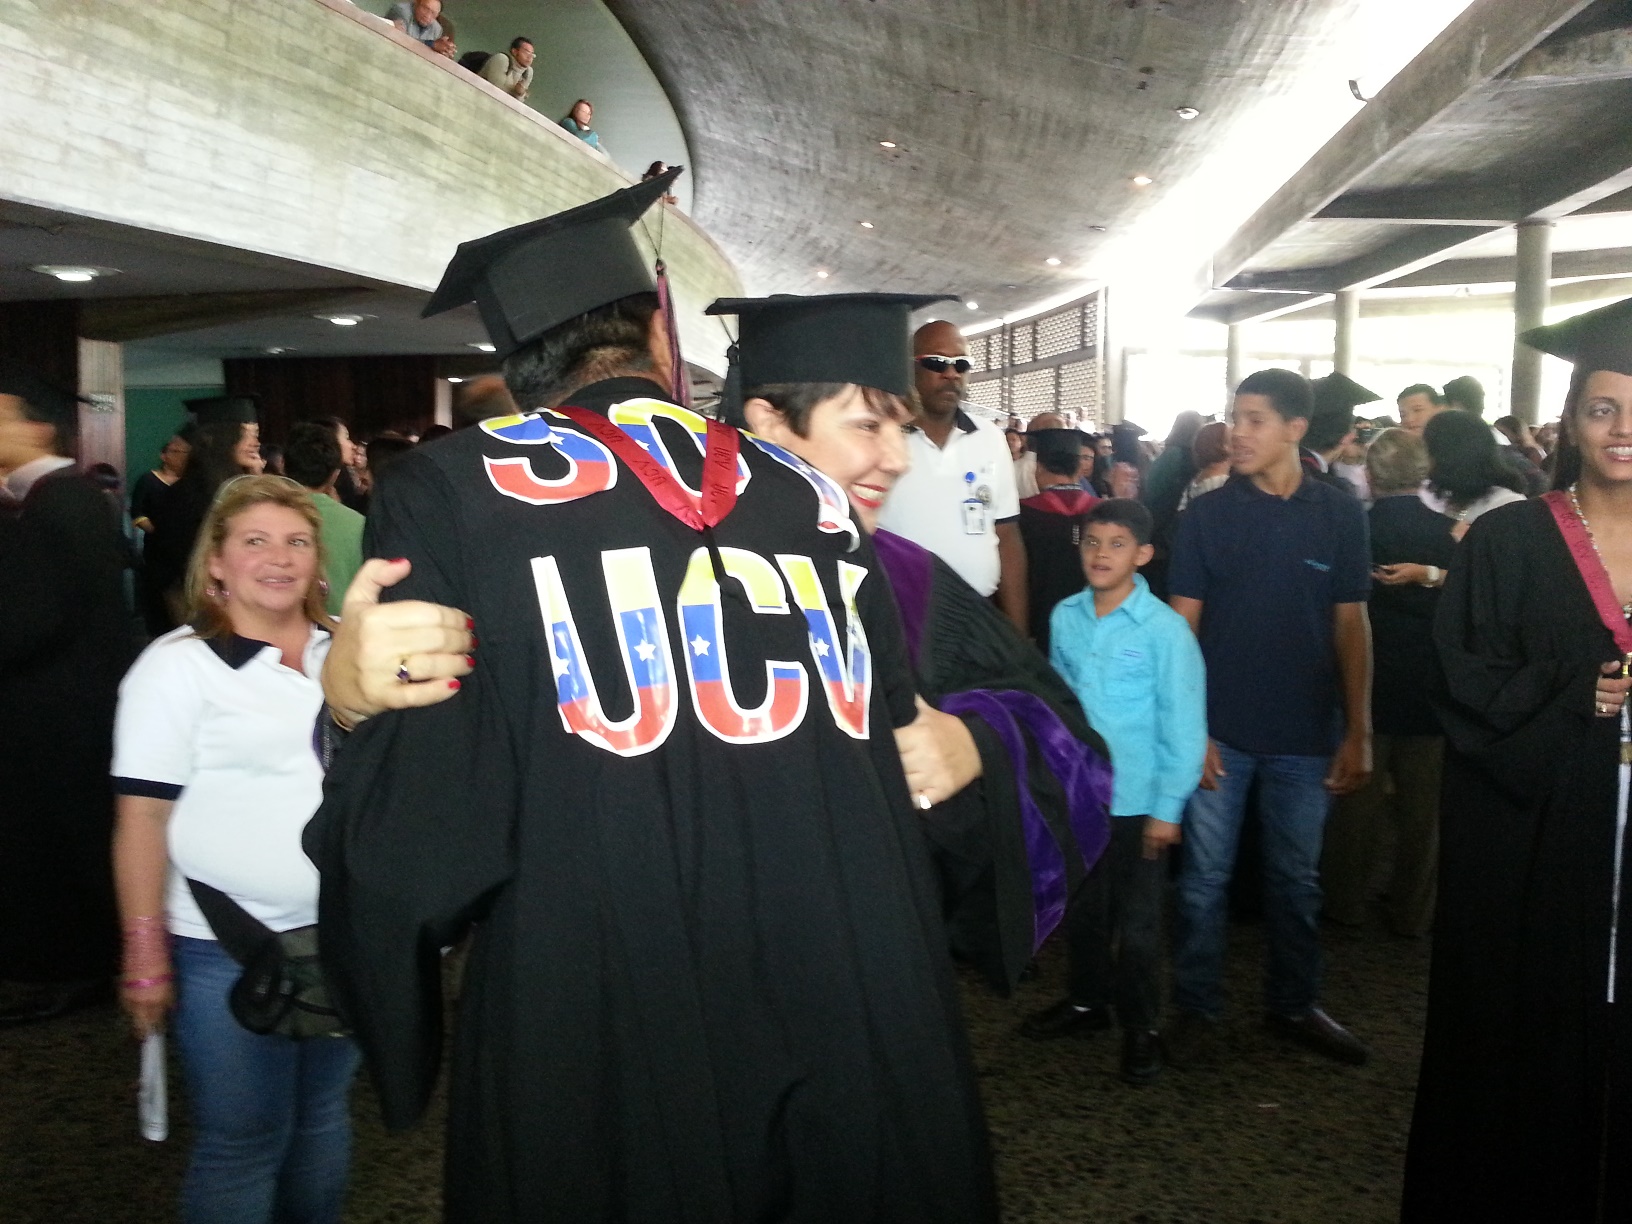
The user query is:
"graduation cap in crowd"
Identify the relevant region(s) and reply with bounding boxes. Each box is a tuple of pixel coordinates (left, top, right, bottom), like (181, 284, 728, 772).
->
(1311, 372, 1382, 418)
(1521, 296, 1632, 377)
(184, 395, 259, 427)
(1026, 428, 1087, 477)
(0, 358, 83, 424)
(704, 292, 956, 422)
(423, 166, 684, 361)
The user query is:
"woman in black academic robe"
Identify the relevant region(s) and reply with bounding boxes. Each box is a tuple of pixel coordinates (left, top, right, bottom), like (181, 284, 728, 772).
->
(1404, 300, 1632, 1221)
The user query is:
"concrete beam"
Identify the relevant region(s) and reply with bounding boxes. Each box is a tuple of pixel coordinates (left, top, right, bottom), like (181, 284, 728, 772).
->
(1227, 226, 1502, 293)
(1382, 245, 1632, 289)
(1507, 25, 1632, 84)
(1315, 186, 1522, 225)
(1212, 0, 1596, 288)
(1189, 292, 1332, 326)
(79, 290, 371, 343)
(1269, 275, 1632, 323)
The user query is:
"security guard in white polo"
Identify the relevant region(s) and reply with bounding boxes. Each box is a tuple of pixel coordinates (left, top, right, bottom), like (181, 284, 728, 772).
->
(878, 321, 1022, 605)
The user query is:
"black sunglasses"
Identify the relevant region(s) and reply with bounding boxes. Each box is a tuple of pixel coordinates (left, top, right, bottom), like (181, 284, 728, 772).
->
(916, 355, 974, 375)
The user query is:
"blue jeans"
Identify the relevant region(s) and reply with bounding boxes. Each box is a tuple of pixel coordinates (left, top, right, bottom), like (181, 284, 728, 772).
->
(171, 936, 360, 1224)
(1172, 745, 1331, 1019)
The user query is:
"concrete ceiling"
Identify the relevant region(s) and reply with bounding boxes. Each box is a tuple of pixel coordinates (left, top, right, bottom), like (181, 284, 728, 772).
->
(1193, 0, 1632, 324)
(603, 0, 1478, 324)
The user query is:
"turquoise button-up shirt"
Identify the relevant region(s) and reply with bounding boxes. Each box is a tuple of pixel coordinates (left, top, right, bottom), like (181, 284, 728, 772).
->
(1049, 575, 1208, 824)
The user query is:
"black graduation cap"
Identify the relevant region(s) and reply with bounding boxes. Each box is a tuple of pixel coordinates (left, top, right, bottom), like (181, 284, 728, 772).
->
(0, 359, 81, 421)
(423, 166, 683, 359)
(185, 395, 259, 427)
(1521, 296, 1632, 377)
(1311, 372, 1381, 418)
(1026, 427, 1087, 476)
(704, 292, 956, 399)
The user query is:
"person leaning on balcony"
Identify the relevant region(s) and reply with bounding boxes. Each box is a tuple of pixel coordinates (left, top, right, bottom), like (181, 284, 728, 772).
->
(480, 38, 534, 101)
(385, 0, 454, 56)
(560, 99, 602, 151)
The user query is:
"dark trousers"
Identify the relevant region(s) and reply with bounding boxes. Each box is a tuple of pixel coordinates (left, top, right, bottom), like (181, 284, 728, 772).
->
(1066, 816, 1166, 1031)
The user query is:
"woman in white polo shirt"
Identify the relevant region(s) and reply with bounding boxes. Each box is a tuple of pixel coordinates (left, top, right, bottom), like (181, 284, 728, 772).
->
(111, 475, 356, 1224)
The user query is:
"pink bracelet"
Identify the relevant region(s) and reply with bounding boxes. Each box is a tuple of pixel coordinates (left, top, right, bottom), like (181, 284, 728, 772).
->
(122, 973, 174, 990)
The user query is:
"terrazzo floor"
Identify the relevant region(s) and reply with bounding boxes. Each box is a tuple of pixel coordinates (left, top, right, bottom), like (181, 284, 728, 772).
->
(1, 911, 1427, 1223)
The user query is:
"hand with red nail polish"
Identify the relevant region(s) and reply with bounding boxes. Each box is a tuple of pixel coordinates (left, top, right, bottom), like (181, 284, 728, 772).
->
(320, 557, 475, 728)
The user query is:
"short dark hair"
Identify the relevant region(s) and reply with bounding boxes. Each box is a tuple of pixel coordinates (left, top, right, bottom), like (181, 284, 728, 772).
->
(1443, 375, 1485, 416)
(1083, 497, 1153, 546)
(284, 421, 344, 489)
(504, 291, 660, 410)
(2, 369, 79, 455)
(1424, 409, 1523, 503)
(1397, 383, 1441, 405)
(366, 435, 414, 477)
(1236, 368, 1312, 421)
(1304, 409, 1355, 453)
(510, 36, 533, 50)
(735, 382, 906, 435)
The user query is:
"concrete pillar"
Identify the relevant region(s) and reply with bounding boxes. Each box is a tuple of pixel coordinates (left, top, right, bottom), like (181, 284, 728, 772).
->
(1511, 218, 1554, 425)
(434, 378, 453, 429)
(1225, 323, 1245, 408)
(1333, 290, 1360, 377)
(78, 339, 125, 475)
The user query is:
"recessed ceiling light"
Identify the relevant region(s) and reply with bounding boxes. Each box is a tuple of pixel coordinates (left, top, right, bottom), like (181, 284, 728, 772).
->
(467, 341, 496, 352)
(1045, 257, 1062, 266)
(1175, 106, 1200, 120)
(859, 221, 875, 229)
(879, 140, 897, 149)
(966, 301, 979, 310)
(1131, 174, 1153, 187)
(816, 269, 830, 279)
(326, 314, 363, 326)
(1089, 225, 1108, 233)
(264, 346, 291, 355)
(447, 376, 464, 384)
(32, 264, 116, 283)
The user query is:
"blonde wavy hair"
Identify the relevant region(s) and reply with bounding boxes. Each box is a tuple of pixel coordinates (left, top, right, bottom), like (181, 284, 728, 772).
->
(184, 475, 337, 640)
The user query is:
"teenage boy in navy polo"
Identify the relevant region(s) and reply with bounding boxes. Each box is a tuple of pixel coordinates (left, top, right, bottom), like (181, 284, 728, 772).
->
(1164, 368, 1373, 1068)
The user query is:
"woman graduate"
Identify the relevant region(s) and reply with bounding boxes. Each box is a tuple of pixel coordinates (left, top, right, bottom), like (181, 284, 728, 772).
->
(710, 294, 1113, 996)
(1403, 295, 1632, 1221)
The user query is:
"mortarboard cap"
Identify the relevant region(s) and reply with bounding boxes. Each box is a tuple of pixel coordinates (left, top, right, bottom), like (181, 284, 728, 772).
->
(1027, 427, 1086, 476)
(185, 395, 259, 427)
(424, 166, 683, 359)
(704, 292, 956, 400)
(0, 359, 81, 423)
(1521, 297, 1632, 377)
(1311, 372, 1381, 418)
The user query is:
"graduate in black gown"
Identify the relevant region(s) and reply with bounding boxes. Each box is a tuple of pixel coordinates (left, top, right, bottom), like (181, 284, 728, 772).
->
(305, 174, 996, 1223)
(1403, 296, 1632, 1221)
(711, 295, 1113, 998)
(1017, 427, 1101, 652)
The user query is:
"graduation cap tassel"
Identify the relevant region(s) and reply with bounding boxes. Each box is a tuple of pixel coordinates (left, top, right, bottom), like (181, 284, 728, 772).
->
(655, 259, 690, 409)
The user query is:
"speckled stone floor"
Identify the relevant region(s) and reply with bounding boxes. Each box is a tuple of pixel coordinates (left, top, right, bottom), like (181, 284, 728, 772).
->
(0, 911, 1426, 1223)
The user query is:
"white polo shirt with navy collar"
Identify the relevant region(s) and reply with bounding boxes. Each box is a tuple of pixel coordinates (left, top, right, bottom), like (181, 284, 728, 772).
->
(878, 406, 1020, 596)
(112, 625, 332, 939)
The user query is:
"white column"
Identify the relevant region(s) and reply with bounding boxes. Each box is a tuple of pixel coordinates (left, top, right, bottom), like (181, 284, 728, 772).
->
(1511, 218, 1553, 425)
(1333, 290, 1360, 377)
(1225, 322, 1244, 409)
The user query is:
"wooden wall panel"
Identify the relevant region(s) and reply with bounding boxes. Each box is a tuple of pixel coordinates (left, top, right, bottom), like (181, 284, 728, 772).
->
(223, 356, 436, 442)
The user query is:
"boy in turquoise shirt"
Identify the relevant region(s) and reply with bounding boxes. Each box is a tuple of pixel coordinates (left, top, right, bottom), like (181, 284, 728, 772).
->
(1020, 499, 1206, 1084)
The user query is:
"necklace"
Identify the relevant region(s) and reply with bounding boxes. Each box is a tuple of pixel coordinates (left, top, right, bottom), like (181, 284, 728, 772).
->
(1570, 482, 1632, 617)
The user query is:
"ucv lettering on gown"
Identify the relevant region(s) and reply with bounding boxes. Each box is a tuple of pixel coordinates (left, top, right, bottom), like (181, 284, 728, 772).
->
(531, 547, 873, 753)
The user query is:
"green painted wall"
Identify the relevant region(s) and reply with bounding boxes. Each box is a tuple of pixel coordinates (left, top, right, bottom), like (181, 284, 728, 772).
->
(124, 386, 220, 490)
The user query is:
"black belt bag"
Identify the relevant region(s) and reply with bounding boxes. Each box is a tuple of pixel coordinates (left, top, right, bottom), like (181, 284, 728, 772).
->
(185, 879, 348, 1040)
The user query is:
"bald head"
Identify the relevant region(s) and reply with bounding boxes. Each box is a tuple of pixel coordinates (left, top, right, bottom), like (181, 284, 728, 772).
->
(912, 319, 969, 422)
(1029, 412, 1065, 431)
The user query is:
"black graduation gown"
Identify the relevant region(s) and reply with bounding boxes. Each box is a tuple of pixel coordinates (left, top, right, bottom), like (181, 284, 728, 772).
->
(1404, 498, 1632, 1221)
(1017, 486, 1098, 653)
(0, 469, 132, 982)
(305, 378, 996, 1224)
(904, 547, 1110, 995)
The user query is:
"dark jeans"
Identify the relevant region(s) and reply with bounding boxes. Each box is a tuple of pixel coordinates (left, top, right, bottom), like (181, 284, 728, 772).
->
(1173, 744, 1331, 1019)
(1067, 816, 1167, 1031)
(172, 936, 360, 1224)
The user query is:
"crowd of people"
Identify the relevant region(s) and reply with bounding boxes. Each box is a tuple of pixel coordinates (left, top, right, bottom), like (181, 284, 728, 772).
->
(376, 1, 635, 166)
(5, 164, 1632, 1222)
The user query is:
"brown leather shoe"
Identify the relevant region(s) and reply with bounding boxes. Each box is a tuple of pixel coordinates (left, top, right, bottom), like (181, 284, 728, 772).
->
(1264, 1006, 1370, 1066)
(1018, 998, 1113, 1041)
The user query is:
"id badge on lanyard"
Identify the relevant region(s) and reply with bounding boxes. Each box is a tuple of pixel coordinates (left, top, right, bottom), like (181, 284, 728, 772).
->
(962, 470, 988, 536)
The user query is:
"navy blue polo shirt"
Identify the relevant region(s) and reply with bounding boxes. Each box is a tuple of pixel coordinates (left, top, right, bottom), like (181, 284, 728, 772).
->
(1168, 473, 1370, 757)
